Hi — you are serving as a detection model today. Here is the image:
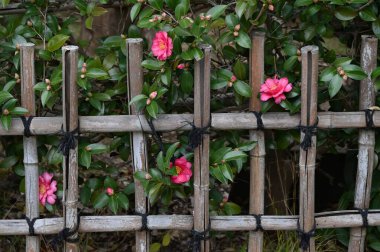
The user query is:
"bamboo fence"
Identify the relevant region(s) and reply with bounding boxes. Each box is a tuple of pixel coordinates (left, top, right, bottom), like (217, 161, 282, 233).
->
(1, 34, 378, 252)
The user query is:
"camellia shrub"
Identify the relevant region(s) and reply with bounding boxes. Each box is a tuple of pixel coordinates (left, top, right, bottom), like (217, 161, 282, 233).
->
(1, 0, 380, 250)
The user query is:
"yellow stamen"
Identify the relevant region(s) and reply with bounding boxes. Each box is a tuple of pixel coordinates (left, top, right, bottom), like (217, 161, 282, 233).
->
(175, 166, 182, 174)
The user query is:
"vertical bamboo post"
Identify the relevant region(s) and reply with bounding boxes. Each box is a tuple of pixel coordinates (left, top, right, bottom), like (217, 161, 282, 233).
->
(126, 38, 149, 252)
(299, 46, 318, 252)
(21, 43, 40, 252)
(193, 45, 211, 252)
(348, 35, 378, 252)
(62, 45, 79, 252)
(248, 31, 265, 252)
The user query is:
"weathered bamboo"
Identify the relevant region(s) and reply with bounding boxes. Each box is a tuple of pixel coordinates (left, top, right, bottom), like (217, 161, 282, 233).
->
(126, 38, 149, 252)
(248, 31, 265, 252)
(20, 43, 40, 252)
(299, 46, 319, 252)
(193, 45, 212, 252)
(348, 35, 378, 252)
(2, 211, 380, 235)
(0, 111, 378, 135)
(62, 45, 79, 252)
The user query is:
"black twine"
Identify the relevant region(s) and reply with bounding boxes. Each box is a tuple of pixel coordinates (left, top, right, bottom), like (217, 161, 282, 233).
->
(298, 120, 318, 151)
(252, 214, 264, 232)
(188, 122, 210, 150)
(251, 111, 264, 130)
(147, 117, 165, 155)
(22, 215, 40, 236)
(135, 212, 149, 231)
(58, 125, 79, 157)
(364, 109, 375, 129)
(191, 225, 210, 252)
(20, 116, 34, 137)
(50, 213, 81, 247)
(355, 208, 369, 228)
(297, 219, 316, 250)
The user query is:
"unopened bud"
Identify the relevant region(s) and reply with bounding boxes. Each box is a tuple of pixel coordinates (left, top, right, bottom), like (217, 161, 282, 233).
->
(268, 4, 274, 11)
(228, 41, 234, 46)
(81, 67, 86, 74)
(177, 63, 185, 69)
(227, 82, 233, 87)
(149, 91, 158, 100)
(146, 98, 151, 105)
(219, 202, 224, 207)
(106, 187, 114, 196)
(45, 78, 50, 84)
(137, 0, 145, 2)
(161, 12, 167, 18)
(121, 34, 126, 39)
(81, 74, 86, 79)
(298, 56, 301, 62)
(313, 0, 319, 3)
(15, 73, 20, 79)
(16, 79, 21, 83)
(233, 31, 239, 37)
(145, 173, 152, 180)
(343, 75, 348, 81)
(234, 24, 240, 31)
(27, 20, 33, 27)
(58, 25, 61, 31)
(82, 63, 87, 67)
(149, 18, 155, 23)
(205, 15, 211, 20)
(230, 75, 237, 82)
(46, 85, 51, 91)
(338, 69, 345, 76)
(16, 44, 20, 50)
(87, 92, 92, 97)
(3, 109, 9, 116)
(297, 49, 301, 56)
(85, 146, 92, 151)
(85, 97, 89, 101)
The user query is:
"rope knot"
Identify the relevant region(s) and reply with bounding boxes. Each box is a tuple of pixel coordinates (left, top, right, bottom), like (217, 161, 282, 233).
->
(252, 214, 264, 232)
(298, 119, 318, 151)
(251, 111, 264, 130)
(58, 125, 79, 157)
(191, 226, 210, 252)
(20, 116, 34, 137)
(135, 212, 149, 231)
(297, 219, 316, 250)
(188, 122, 210, 150)
(364, 108, 376, 129)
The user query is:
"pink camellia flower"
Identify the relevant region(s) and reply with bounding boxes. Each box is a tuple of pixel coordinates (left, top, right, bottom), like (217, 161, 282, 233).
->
(170, 156, 192, 184)
(106, 187, 114, 196)
(39, 172, 57, 206)
(260, 76, 292, 104)
(151, 31, 173, 61)
(177, 63, 185, 69)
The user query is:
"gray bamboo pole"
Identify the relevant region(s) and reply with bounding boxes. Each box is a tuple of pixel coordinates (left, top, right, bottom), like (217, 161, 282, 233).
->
(299, 46, 319, 252)
(348, 35, 378, 252)
(20, 43, 40, 252)
(248, 31, 265, 252)
(126, 38, 149, 252)
(193, 44, 212, 252)
(0, 111, 379, 135)
(62, 45, 79, 252)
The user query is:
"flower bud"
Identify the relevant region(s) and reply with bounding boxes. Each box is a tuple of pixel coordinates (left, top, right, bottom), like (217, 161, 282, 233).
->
(85, 146, 92, 151)
(15, 73, 20, 80)
(313, 0, 319, 3)
(200, 15, 205, 21)
(82, 63, 87, 68)
(297, 49, 301, 56)
(234, 24, 241, 31)
(338, 69, 345, 76)
(3, 109, 9, 116)
(106, 187, 114, 196)
(85, 97, 89, 101)
(149, 91, 158, 100)
(16, 79, 21, 83)
(343, 75, 348, 81)
(137, 0, 145, 3)
(46, 85, 51, 91)
(233, 31, 239, 37)
(146, 98, 151, 105)
(15, 44, 20, 51)
(161, 12, 167, 18)
(177, 63, 185, 69)
(80, 74, 86, 79)
(230, 75, 237, 82)
(81, 67, 87, 74)
(27, 20, 33, 27)
(145, 173, 152, 180)
(121, 34, 126, 39)
(268, 4, 274, 11)
(227, 81, 233, 87)
(45, 78, 50, 84)
(205, 15, 211, 20)
(88, 92, 92, 97)
(298, 56, 301, 62)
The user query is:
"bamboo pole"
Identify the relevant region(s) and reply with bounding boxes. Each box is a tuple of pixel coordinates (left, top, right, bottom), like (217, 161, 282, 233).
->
(126, 38, 149, 252)
(20, 43, 40, 252)
(299, 46, 319, 252)
(248, 31, 265, 252)
(0, 111, 379, 135)
(193, 44, 212, 252)
(62, 45, 79, 252)
(348, 35, 378, 252)
(2, 210, 380, 235)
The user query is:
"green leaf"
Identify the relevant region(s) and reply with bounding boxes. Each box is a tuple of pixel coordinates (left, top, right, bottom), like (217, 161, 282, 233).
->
(149, 0, 164, 9)
(146, 100, 159, 118)
(0, 91, 13, 106)
(162, 232, 171, 247)
(103, 53, 116, 70)
(10, 107, 28, 116)
(359, 7, 377, 22)
(165, 142, 180, 163)
(47, 147, 63, 165)
(141, 59, 165, 70)
(175, 3, 188, 20)
(47, 34, 70, 52)
(80, 149, 91, 168)
(148, 183, 162, 204)
(86, 143, 108, 154)
(369, 242, 380, 252)
(225, 14, 239, 29)
(235, 31, 251, 49)
(372, 19, 380, 38)
(328, 74, 343, 98)
(80, 186, 91, 205)
(180, 70, 193, 94)
(123, 183, 135, 195)
(150, 243, 161, 252)
(131, 3, 142, 22)
(206, 5, 227, 20)
(86, 68, 109, 79)
(210, 166, 228, 184)
(334, 57, 352, 66)
(224, 202, 241, 215)
(0, 155, 18, 169)
(294, 0, 313, 7)
(108, 196, 119, 214)
(117, 192, 129, 210)
(220, 163, 233, 181)
(223, 150, 247, 161)
(129, 94, 148, 106)
(283, 56, 298, 71)
(41, 90, 51, 107)
(235, 1, 247, 18)
(174, 26, 192, 36)
(234, 80, 252, 97)
(92, 92, 111, 101)
(233, 60, 247, 80)
(342, 64, 367, 80)
(92, 6, 108, 16)
(335, 7, 357, 21)
(320, 66, 336, 82)
(93, 192, 109, 209)
(161, 68, 172, 85)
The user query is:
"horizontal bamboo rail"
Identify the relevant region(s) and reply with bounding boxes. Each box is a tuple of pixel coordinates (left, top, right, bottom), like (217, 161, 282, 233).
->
(1, 211, 380, 235)
(1, 111, 379, 135)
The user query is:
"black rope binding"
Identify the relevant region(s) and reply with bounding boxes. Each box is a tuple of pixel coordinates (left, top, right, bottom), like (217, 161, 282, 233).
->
(364, 109, 375, 129)
(355, 208, 369, 228)
(58, 125, 79, 157)
(297, 219, 316, 250)
(251, 111, 264, 131)
(252, 214, 264, 232)
(23, 215, 40, 236)
(20, 116, 34, 137)
(188, 122, 210, 150)
(135, 212, 149, 231)
(298, 119, 318, 151)
(147, 117, 165, 155)
(191, 225, 210, 252)
(50, 213, 81, 248)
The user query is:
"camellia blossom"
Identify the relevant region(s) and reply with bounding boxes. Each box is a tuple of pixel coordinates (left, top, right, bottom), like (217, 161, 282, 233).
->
(170, 156, 192, 184)
(39, 172, 57, 206)
(260, 76, 292, 104)
(151, 31, 173, 61)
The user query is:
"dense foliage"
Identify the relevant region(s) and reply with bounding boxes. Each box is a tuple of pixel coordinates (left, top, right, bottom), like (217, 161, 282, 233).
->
(1, 0, 380, 250)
